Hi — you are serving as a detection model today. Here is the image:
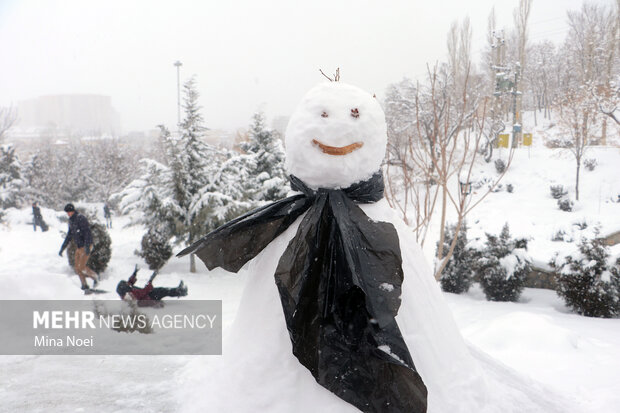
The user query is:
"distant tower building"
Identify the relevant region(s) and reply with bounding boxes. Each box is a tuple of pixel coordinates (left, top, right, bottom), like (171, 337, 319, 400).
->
(17, 94, 121, 136)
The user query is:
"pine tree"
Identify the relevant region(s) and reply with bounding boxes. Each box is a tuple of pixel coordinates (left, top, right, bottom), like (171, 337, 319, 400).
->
(551, 233, 620, 318)
(117, 79, 241, 272)
(438, 223, 475, 294)
(238, 112, 289, 202)
(0, 144, 25, 209)
(250, 113, 288, 198)
(476, 223, 530, 302)
(114, 79, 256, 272)
(174, 77, 229, 272)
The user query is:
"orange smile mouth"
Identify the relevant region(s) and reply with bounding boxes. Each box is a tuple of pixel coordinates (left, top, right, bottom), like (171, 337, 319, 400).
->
(312, 139, 364, 156)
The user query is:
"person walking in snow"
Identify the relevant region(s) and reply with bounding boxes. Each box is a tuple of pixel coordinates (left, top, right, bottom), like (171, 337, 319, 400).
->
(103, 203, 112, 229)
(58, 203, 99, 290)
(32, 201, 47, 232)
(116, 265, 187, 306)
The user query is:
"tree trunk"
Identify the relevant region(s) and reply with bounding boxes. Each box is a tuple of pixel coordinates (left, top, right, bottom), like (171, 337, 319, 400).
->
(435, 185, 448, 280)
(190, 253, 196, 273)
(601, 118, 607, 146)
(188, 231, 197, 273)
(575, 160, 581, 201)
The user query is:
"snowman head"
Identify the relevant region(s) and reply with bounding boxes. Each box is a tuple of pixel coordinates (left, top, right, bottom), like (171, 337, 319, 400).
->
(285, 82, 387, 189)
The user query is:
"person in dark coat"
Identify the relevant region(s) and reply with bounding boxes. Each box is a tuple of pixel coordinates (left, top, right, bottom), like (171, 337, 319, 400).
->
(116, 267, 187, 307)
(103, 203, 112, 229)
(32, 202, 47, 232)
(58, 203, 99, 290)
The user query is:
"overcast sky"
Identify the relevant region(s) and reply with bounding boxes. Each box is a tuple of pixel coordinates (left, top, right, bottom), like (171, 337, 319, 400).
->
(0, 0, 613, 134)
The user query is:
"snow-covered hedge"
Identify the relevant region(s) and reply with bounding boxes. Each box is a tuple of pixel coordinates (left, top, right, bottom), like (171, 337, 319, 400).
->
(475, 223, 530, 302)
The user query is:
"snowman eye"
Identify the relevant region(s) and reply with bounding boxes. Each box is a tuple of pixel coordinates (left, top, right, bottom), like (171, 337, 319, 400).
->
(321, 111, 329, 118)
(351, 108, 360, 118)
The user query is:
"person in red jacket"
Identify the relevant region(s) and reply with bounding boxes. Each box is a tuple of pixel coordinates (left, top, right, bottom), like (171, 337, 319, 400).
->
(116, 266, 187, 306)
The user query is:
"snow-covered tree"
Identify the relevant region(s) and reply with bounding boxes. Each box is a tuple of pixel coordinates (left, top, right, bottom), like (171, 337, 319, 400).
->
(438, 222, 476, 294)
(475, 223, 530, 302)
(84, 139, 138, 201)
(0, 144, 25, 209)
(447, 16, 473, 100)
(174, 78, 233, 272)
(384, 78, 418, 163)
(115, 156, 178, 226)
(523, 40, 557, 122)
(555, 85, 599, 201)
(115, 79, 249, 272)
(21, 139, 140, 208)
(551, 233, 620, 318)
(563, 2, 619, 144)
(0, 106, 16, 144)
(238, 112, 289, 202)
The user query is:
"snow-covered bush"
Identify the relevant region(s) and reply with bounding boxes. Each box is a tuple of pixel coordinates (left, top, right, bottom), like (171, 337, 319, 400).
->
(67, 221, 112, 274)
(546, 137, 573, 149)
(573, 220, 588, 230)
(550, 184, 567, 200)
(551, 229, 568, 242)
(475, 223, 530, 302)
(550, 235, 620, 318)
(583, 158, 597, 171)
(135, 228, 173, 271)
(438, 222, 476, 294)
(494, 158, 506, 174)
(557, 198, 574, 212)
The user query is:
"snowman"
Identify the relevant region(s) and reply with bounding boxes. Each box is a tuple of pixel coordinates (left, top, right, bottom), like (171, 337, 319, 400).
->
(177, 82, 572, 413)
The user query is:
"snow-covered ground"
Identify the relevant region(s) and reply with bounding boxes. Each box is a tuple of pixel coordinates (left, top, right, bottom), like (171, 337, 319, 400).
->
(1, 204, 619, 412)
(419, 114, 620, 270)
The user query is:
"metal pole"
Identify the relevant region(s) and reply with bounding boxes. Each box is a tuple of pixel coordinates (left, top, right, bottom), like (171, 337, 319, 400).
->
(174, 60, 183, 127)
(511, 64, 520, 148)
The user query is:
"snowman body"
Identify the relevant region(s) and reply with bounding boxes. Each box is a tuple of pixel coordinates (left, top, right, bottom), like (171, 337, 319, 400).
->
(178, 83, 572, 413)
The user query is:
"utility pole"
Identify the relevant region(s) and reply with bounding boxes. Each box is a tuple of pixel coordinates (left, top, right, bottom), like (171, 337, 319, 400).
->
(174, 60, 183, 128)
(511, 63, 521, 148)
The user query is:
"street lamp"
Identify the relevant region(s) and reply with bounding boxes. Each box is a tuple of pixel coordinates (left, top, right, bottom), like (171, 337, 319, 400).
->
(174, 60, 183, 127)
(459, 173, 472, 196)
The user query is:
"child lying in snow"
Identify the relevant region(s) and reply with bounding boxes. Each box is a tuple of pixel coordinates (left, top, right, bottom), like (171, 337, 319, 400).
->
(116, 265, 187, 307)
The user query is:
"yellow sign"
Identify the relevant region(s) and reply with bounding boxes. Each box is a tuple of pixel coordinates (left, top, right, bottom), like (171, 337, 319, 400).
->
(497, 134, 509, 148)
(523, 133, 532, 146)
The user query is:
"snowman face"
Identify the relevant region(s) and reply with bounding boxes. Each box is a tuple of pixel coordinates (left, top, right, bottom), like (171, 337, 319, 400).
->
(285, 82, 387, 189)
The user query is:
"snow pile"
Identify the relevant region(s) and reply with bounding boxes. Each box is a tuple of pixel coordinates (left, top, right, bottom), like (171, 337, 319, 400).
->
(499, 248, 530, 279)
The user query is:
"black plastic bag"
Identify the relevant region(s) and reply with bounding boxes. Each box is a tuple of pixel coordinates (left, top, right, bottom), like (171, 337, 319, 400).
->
(179, 173, 427, 413)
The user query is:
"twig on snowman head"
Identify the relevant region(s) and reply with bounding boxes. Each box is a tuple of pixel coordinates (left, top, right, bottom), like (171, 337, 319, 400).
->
(319, 67, 340, 82)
